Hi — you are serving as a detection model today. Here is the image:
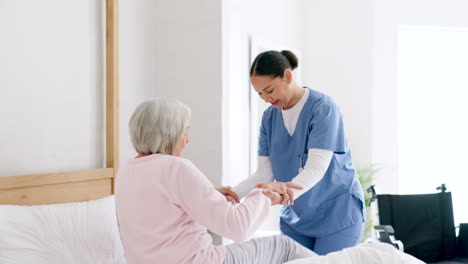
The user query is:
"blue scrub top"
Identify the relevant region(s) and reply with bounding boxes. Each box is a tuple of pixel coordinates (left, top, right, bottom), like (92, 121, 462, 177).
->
(258, 88, 365, 237)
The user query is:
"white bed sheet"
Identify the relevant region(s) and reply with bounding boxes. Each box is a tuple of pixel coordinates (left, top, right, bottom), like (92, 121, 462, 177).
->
(286, 242, 425, 264)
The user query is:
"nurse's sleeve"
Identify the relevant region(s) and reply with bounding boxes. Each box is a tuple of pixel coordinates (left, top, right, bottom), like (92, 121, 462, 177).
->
(232, 156, 274, 199)
(291, 148, 333, 200)
(308, 99, 348, 154)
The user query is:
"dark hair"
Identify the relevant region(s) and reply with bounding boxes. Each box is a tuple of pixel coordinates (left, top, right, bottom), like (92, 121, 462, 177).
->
(250, 50, 299, 77)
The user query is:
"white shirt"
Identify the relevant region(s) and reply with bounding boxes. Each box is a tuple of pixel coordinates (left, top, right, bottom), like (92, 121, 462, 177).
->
(282, 88, 310, 136)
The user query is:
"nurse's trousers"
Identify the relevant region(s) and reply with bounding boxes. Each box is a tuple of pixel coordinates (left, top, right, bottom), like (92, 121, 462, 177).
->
(223, 235, 316, 264)
(281, 211, 365, 255)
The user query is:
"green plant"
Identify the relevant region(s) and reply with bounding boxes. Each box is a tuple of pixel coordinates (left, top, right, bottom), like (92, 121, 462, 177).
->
(357, 165, 380, 240)
(357, 165, 379, 207)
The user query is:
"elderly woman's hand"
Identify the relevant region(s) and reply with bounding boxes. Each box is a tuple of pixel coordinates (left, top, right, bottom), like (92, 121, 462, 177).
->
(261, 189, 283, 205)
(216, 186, 240, 204)
(255, 182, 303, 205)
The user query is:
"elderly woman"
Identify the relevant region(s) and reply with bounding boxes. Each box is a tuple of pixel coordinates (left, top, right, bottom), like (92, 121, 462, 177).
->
(115, 98, 315, 264)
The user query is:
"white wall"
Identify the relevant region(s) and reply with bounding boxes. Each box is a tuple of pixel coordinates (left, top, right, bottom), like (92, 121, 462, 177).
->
(301, 0, 374, 171)
(119, 0, 158, 165)
(0, 0, 106, 176)
(124, 0, 224, 185)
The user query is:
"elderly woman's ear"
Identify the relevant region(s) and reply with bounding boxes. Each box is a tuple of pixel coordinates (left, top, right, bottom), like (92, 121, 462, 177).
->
(174, 131, 189, 157)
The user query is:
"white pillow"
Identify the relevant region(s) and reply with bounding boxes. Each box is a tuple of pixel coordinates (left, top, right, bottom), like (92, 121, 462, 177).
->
(0, 195, 125, 264)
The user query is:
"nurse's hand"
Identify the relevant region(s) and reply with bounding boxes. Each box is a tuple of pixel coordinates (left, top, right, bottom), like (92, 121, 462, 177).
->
(262, 189, 282, 205)
(216, 186, 240, 204)
(255, 182, 303, 205)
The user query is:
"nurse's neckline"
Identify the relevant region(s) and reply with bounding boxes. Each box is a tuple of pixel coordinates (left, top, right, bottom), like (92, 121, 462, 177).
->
(283, 86, 307, 110)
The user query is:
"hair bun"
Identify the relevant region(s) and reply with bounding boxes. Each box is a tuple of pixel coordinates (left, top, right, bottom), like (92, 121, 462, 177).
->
(280, 50, 298, 70)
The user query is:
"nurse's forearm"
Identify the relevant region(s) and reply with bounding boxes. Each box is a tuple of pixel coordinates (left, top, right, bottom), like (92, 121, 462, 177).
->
(232, 156, 274, 199)
(292, 149, 333, 200)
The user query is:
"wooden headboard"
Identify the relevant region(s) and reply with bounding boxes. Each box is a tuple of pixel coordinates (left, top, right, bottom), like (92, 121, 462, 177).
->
(0, 0, 119, 206)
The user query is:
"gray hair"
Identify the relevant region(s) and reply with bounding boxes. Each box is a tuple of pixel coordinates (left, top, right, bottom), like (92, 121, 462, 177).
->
(129, 97, 191, 155)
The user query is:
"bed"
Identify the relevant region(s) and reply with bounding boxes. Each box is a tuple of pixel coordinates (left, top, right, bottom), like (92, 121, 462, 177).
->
(0, 1, 123, 263)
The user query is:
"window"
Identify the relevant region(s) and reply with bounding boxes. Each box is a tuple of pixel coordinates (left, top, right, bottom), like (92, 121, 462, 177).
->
(397, 26, 468, 225)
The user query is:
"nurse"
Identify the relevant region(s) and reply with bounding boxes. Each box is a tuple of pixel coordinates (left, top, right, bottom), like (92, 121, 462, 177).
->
(218, 50, 365, 255)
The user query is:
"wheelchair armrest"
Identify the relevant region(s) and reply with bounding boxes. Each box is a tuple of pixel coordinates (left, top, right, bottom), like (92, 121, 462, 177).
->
(374, 225, 395, 235)
(374, 225, 404, 251)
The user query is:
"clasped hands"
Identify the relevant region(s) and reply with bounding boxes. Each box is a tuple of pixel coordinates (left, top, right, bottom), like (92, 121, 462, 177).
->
(216, 182, 303, 206)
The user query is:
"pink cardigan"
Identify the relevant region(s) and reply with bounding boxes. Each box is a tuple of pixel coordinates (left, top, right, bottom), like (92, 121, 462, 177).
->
(115, 154, 271, 264)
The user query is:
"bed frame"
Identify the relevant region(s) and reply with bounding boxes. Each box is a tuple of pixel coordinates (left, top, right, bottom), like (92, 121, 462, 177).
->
(0, 0, 119, 206)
